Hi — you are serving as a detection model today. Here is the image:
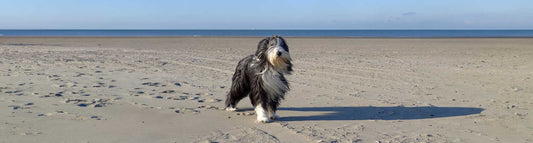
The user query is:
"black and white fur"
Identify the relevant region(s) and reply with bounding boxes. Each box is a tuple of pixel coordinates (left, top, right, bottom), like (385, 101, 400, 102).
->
(225, 35, 292, 123)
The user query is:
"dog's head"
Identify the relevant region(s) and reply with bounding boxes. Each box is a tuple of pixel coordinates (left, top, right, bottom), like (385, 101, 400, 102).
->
(255, 35, 292, 73)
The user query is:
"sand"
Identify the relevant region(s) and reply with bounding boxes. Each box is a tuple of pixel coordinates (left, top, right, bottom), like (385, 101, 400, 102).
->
(0, 37, 531, 143)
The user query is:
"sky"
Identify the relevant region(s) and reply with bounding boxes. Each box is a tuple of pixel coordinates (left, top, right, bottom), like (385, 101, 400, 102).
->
(0, 0, 532, 29)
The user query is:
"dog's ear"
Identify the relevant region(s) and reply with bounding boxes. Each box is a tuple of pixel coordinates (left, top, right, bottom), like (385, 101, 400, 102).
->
(255, 37, 271, 56)
(257, 37, 271, 49)
(277, 36, 289, 52)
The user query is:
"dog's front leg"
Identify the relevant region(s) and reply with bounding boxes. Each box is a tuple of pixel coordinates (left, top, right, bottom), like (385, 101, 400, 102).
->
(255, 105, 270, 123)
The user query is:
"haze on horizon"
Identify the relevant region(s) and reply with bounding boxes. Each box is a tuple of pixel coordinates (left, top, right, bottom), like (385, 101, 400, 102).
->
(1, 0, 531, 30)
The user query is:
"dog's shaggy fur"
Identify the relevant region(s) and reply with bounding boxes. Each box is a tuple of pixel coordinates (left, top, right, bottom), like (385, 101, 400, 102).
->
(225, 36, 292, 123)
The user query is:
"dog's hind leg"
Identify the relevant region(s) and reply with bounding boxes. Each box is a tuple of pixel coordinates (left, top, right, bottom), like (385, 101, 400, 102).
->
(225, 89, 249, 111)
(225, 70, 250, 111)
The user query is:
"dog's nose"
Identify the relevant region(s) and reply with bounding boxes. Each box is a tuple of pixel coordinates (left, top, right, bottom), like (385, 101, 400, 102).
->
(277, 51, 282, 56)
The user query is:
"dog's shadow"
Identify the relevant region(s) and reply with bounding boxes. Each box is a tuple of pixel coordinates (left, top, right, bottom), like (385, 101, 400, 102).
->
(271, 106, 484, 121)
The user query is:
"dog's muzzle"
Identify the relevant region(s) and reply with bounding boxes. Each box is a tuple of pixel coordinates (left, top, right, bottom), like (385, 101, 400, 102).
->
(267, 46, 291, 70)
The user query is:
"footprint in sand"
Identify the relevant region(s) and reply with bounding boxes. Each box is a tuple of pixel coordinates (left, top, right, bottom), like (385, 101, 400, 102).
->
(170, 96, 188, 100)
(205, 98, 222, 103)
(37, 113, 53, 117)
(141, 82, 163, 87)
(188, 96, 200, 100)
(92, 82, 106, 88)
(7, 103, 32, 111)
(64, 98, 111, 108)
(40, 92, 64, 97)
(194, 127, 279, 143)
(4, 90, 23, 94)
(73, 72, 86, 77)
(198, 105, 221, 110)
(90, 115, 102, 120)
(197, 98, 221, 103)
(71, 90, 89, 96)
(174, 108, 200, 114)
(236, 112, 255, 116)
(129, 90, 146, 96)
(161, 90, 175, 93)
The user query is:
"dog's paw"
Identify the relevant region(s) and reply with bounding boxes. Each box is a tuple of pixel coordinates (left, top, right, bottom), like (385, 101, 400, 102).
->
(256, 116, 270, 123)
(269, 114, 280, 120)
(225, 107, 237, 111)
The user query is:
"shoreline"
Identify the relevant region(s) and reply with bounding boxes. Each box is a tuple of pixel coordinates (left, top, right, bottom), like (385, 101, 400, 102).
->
(2, 29, 533, 38)
(2, 36, 533, 39)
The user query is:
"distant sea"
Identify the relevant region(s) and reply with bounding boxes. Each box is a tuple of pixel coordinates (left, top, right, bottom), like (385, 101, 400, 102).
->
(1, 30, 533, 37)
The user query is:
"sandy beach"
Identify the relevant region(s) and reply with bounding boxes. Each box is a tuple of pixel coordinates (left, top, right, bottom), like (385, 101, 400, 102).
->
(0, 37, 531, 143)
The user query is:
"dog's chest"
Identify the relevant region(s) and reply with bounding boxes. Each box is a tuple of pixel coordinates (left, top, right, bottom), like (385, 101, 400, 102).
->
(261, 70, 288, 97)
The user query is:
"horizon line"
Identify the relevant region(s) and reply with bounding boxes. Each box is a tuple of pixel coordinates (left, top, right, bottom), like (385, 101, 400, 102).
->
(1, 29, 533, 30)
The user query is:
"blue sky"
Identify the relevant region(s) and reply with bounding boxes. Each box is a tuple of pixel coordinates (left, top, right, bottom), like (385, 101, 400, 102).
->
(0, 0, 531, 29)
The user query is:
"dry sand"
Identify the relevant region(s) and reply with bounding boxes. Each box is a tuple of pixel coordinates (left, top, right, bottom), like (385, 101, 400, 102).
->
(0, 37, 531, 143)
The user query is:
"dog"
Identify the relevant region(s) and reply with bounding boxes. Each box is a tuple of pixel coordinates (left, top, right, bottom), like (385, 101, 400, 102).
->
(225, 35, 292, 123)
